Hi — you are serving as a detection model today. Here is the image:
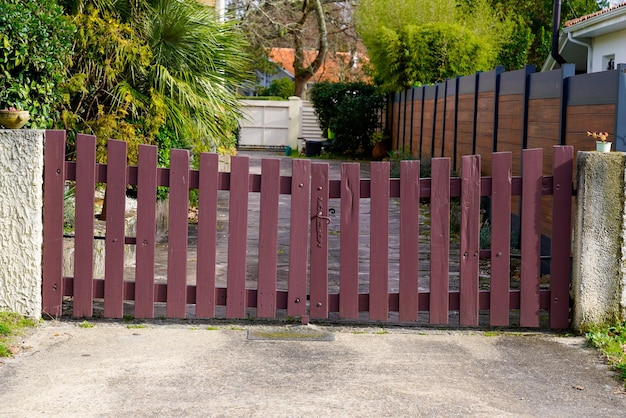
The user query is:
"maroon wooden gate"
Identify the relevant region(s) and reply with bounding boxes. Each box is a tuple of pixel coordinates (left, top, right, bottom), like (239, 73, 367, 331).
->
(42, 130, 574, 328)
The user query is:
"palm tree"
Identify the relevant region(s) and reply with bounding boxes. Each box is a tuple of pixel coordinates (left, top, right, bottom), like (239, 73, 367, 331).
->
(61, 0, 251, 151)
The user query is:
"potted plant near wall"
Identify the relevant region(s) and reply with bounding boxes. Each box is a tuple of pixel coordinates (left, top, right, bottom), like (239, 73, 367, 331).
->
(588, 131, 611, 152)
(370, 131, 389, 161)
(0, 107, 30, 129)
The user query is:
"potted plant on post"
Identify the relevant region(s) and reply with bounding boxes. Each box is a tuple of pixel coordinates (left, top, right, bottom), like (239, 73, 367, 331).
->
(587, 131, 611, 152)
(0, 107, 30, 129)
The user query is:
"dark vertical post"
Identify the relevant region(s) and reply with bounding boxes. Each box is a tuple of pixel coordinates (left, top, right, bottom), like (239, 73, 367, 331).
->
(409, 87, 416, 153)
(418, 87, 426, 158)
(452, 77, 460, 172)
(520, 65, 535, 150)
(441, 80, 448, 157)
(614, 63, 626, 151)
(492, 66, 505, 152)
(402, 89, 409, 150)
(471, 72, 481, 155)
(430, 84, 439, 158)
(396, 92, 402, 151)
(558, 63, 576, 145)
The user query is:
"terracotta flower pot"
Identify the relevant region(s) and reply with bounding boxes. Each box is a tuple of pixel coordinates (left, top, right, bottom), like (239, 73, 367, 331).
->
(372, 141, 387, 161)
(0, 110, 30, 129)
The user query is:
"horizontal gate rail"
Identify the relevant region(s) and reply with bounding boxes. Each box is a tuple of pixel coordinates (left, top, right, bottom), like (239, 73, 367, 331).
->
(43, 131, 574, 328)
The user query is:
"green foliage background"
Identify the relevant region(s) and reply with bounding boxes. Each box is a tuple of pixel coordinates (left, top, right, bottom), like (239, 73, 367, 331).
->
(0, 0, 75, 128)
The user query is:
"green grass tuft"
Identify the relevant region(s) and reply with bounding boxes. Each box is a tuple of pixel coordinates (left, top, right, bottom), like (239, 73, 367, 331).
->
(0, 312, 37, 357)
(585, 321, 626, 385)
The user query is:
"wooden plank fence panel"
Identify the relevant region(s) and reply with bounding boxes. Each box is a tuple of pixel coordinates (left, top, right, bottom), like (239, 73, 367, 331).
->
(460, 155, 481, 326)
(73, 134, 97, 317)
(226, 156, 250, 318)
(42, 130, 66, 317)
(310, 163, 329, 319)
(430, 158, 450, 324)
(104, 140, 128, 318)
(257, 158, 281, 318)
(399, 160, 420, 321)
(167, 149, 190, 318)
(550, 146, 573, 329)
(340, 163, 360, 319)
(287, 159, 311, 317)
(520, 148, 543, 327)
(490, 152, 512, 326)
(369, 162, 390, 320)
(134, 144, 158, 319)
(195, 153, 219, 318)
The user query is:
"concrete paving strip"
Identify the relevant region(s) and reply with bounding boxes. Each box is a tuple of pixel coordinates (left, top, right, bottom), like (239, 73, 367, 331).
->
(247, 324, 335, 341)
(1, 320, 626, 417)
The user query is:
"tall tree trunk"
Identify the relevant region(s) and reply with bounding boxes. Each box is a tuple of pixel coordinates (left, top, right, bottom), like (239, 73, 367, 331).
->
(292, 0, 328, 98)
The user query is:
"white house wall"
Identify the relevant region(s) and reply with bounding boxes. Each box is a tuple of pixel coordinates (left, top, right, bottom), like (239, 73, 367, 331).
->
(591, 28, 626, 72)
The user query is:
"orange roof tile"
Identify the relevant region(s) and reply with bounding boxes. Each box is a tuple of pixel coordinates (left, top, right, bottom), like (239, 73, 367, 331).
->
(565, 2, 626, 27)
(268, 47, 369, 83)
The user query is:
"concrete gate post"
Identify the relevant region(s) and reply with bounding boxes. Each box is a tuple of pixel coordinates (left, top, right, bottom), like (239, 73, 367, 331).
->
(572, 151, 626, 331)
(0, 130, 44, 319)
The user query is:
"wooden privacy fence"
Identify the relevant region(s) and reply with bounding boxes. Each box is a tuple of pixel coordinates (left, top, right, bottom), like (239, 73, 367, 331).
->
(42, 130, 574, 328)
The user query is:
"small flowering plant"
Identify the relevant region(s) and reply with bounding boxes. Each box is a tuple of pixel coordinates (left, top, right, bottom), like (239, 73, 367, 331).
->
(587, 131, 610, 142)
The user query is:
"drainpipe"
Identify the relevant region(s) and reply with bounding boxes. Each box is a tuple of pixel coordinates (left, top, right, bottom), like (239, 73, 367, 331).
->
(551, 0, 567, 65)
(567, 32, 592, 72)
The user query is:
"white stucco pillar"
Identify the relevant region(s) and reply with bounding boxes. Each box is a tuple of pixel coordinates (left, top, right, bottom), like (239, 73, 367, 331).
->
(0, 129, 44, 319)
(572, 151, 626, 331)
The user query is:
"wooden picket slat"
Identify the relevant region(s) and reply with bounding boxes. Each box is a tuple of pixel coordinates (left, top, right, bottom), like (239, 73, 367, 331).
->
(550, 146, 573, 329)
(310, 163, 329, 319)
(399, 160, 420, 322)
(287, 159, 311, 317)
(369, 162, 390, 321)
(195, 153, 219, 319)
(490, 152, 512, 326)
(257, 158, 281, 318)
(430, 158, 450, 324)
(42, 130, 66, 317)
(460, 155, 480, 326)
(73, 134, 97, 317)
(134, 144, 158, 319)
(166, 149, 190, 318)
(226, 156, 250, 318)
(520, 148, 543, 327)
(104, 139, 128, 318)
(339, 163, 360, 319)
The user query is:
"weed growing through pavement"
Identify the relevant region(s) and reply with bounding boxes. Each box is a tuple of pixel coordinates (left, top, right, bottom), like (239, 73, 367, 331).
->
(80, 320, 94, 328)
(0, 312, 37, 357)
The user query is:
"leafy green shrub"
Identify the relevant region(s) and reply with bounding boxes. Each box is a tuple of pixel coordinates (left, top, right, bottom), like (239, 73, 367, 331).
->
(0, 0, 74, 128)
(258, 78, 295, 99)
(370, 23, 495, 91)
(309, 82, 386, 157)
(586, 322, 626, 382)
